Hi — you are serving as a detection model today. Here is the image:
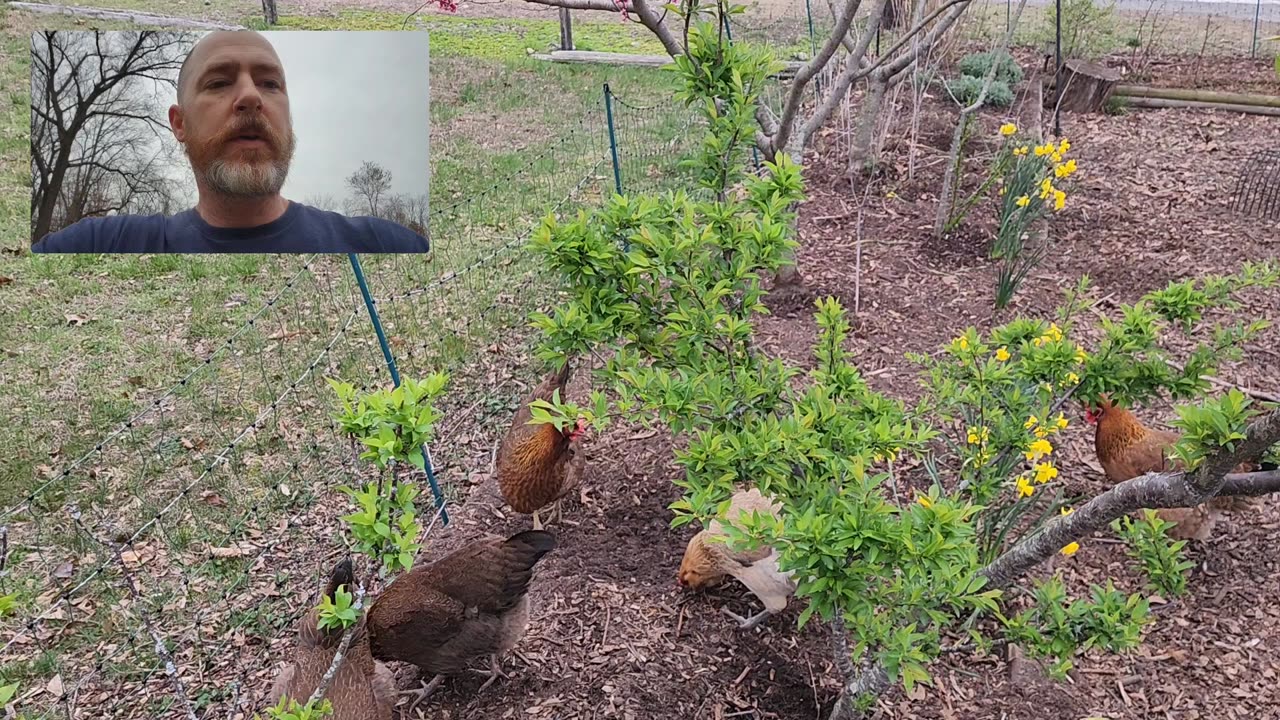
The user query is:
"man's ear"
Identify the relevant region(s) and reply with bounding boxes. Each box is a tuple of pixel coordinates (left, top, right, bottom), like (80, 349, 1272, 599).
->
(168, 104, 186, 142)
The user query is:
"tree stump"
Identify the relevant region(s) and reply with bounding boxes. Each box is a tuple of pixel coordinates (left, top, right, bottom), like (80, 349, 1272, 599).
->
(1049, 59, 1123, 113)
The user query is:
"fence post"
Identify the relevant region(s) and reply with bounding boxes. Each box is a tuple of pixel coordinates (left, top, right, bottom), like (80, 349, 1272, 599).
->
(1251, 0, 1261, 57)
(347, 253, 450, 527)
(603, 83, 623, 196)
(805, 0, 821, 96)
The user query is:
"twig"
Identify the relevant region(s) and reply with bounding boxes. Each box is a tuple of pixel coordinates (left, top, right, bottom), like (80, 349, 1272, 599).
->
(305, 583, 368, 708)
(66, 508, 199, 720)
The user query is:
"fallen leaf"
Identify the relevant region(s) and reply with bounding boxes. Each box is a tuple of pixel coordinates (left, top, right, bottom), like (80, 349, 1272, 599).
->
(0, 276, 12, 286)
(64, 314, 88, 327)
(46, 675, 64, 698)
(52, 561, 74, 580)
(209, 546, 246, 559)
(200, 491, 227, 507)
(279, 483, 292, 497)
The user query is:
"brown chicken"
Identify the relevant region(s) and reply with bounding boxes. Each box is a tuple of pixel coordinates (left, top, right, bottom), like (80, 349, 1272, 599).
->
(1085, 394, 1256, 541)
(266, 558, 394, 720)
(678, 488, 796, 630)
(496, 361, 587, 529)
(366, 529, 557, 711)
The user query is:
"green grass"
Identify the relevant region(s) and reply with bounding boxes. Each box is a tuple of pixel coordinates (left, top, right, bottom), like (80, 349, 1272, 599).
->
(0, 6, 708, 716)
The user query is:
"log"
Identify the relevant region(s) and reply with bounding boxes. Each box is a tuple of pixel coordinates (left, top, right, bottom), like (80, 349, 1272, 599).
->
(534, 50, 804, 78)
(8, 2, 245, 30)
(1114, 84, 1280, 109)
(1049, 59, 1123, 114)
(1121, 96, 1280, 117)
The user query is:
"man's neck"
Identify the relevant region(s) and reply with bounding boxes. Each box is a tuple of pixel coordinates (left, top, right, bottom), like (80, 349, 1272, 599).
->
(194, 193, 290, 228)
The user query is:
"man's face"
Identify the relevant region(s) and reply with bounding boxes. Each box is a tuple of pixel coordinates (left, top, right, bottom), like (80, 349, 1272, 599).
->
(170, 32, 296, 199)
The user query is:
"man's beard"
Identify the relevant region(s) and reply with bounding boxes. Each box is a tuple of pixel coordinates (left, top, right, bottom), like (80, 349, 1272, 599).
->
(184, 113, 296, 198)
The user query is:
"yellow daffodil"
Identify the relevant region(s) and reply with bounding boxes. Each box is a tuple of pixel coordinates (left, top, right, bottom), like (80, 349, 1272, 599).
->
(918, 494, 934, 508)
(1045, 323, 1063, 341)
(1015, 195, 1030, 208)
(1034, 144, 1051, 157)
(1062, 158, 1077, 176)
(1034, 462, 1059, 484)
(1000, 122, 1017, 136)
(1053, 189, 1067, 211)
(1016, 476, 1035, 498)
(1061, 541, 1080, 556)
(1013, 146, 1029, 157)
(1051, 151, 1062, 163)
(995, 346, 1011, 361)
(1025, 438, 1053, 461)
(1059, 138, 1071, 154)
(1034, 426, 1049, 439)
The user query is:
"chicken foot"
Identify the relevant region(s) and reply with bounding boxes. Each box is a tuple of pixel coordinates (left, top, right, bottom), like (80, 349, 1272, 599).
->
(721, 606, 772, 630)
(468, 653, 510, 693)
(399, 674, 445, 715)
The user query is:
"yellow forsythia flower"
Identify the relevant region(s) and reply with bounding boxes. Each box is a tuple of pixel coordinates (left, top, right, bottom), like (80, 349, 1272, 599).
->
(918, 494, 933, 509)
(1034, 426, 1049, 439)
(1000, 122, 1017, 136)
(1066, 371, 1080, 385)
(1055, 413, 1069, 430)
(968, 426, 990, 445)
(1045, 323, 1063, 341)
(1074, 344, 1087, 363)
(957, 335, 970, 351)
(1025, 415, 1038, 429)
(995, 346, 1011, 361)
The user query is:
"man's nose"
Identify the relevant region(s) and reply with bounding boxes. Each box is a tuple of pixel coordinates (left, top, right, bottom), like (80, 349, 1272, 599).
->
(232, 75, 264, 113)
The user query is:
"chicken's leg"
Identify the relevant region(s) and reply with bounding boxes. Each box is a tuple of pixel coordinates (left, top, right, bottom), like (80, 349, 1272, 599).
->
(469, 653, 510, 693)
(399, 673, 445, 714)
(721, 606, 772, 630)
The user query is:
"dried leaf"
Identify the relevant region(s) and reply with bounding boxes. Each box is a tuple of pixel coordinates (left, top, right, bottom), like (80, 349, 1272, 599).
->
(46, 675, 63, 698)
(209, 546, 246, 559)
(64, 314, 88, 327)
(52, 561, 74, 580)
(200, 491, 227, 507)
(0, 276, 12, 286)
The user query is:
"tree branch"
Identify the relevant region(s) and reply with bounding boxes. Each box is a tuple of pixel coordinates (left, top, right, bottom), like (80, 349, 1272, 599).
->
(980, 409, 1280, 589)
(771, 0, 865, 155)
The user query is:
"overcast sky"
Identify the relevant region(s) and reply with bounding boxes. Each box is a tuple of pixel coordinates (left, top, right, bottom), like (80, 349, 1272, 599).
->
(142, 31, 431, 209)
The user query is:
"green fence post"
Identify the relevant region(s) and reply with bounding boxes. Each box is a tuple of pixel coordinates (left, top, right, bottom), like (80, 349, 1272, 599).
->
(603, 83, 623, 197)
(347, 253, 450, 527)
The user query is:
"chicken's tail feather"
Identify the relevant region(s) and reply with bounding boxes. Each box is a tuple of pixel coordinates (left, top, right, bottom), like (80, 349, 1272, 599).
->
(325, 557, 356, 600)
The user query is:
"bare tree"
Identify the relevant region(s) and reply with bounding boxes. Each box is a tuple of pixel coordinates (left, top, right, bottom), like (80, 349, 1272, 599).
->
(303, 193, 344, 212)
(345, 161, 393, 216)
(29, 30, 194, 242)
(518, 0, 975, 165)
(375, 192, 430, 235)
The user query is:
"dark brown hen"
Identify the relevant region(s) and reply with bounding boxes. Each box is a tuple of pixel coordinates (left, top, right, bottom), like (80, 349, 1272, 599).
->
(366, 530, 557, 711)
(266, 558, 394, 720)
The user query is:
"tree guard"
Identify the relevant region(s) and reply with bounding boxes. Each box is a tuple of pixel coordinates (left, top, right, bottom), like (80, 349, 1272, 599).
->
(1231, 150, 1280, 221)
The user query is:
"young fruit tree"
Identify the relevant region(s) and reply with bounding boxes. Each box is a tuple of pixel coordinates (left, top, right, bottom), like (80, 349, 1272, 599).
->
(247, 374, 452, 720)
(524, 5, 1280, 717)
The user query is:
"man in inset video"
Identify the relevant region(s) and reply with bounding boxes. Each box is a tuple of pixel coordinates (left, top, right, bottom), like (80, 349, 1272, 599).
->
(33, 31, 429, 253)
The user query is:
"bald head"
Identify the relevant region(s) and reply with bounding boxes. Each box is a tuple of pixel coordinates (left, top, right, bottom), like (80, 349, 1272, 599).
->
(176, 31, 284, 105)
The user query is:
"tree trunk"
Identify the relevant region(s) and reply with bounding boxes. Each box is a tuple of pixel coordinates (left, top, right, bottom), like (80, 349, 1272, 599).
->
(848, 72, 890, 186)
(262, 0, 278, 25)
(559, 7, 574, 50)
(1049, 59, 1123, 114)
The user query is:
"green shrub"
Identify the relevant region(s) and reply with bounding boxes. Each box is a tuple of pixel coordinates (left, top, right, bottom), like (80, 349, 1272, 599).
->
(944, 75, 1014, 108)
(958, 50, 1024, 85)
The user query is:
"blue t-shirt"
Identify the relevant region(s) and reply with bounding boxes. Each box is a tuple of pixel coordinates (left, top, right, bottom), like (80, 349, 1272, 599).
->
(31, 201, 429, 253)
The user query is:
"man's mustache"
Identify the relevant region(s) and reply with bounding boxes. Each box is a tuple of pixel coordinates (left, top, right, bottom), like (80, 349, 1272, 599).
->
(216, 115, 285, 153)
